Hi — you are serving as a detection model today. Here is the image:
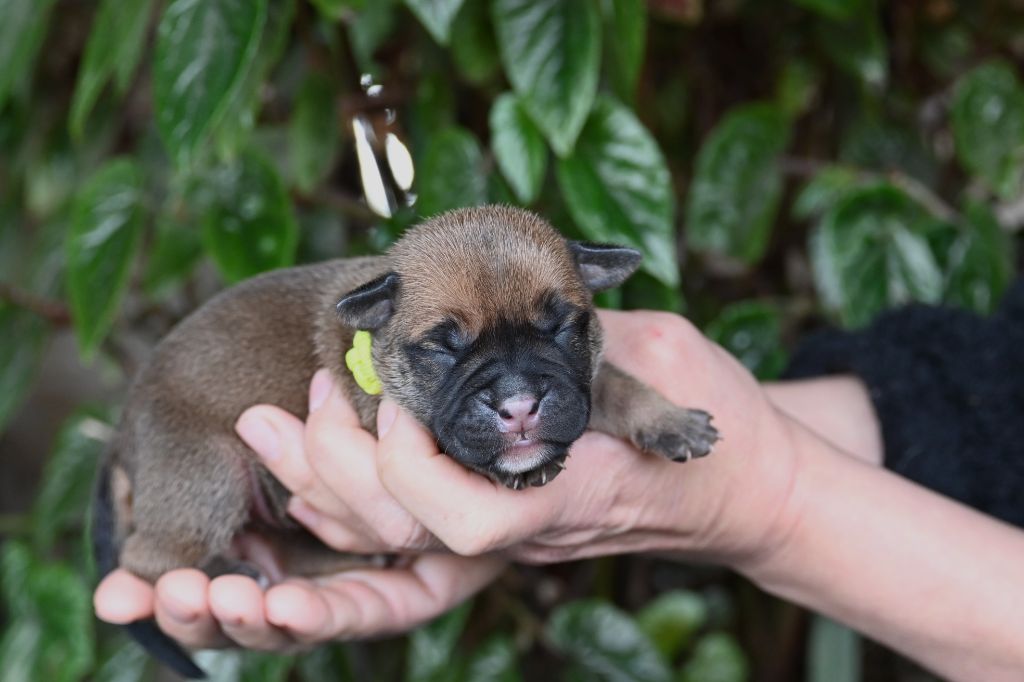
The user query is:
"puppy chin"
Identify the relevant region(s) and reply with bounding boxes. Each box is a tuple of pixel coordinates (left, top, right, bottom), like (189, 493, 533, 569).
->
(493, 441, 550, 474)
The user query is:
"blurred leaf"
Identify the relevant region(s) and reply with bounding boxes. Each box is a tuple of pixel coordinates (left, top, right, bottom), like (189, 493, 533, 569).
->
(493, 0, 601, 157)
(450, 0, 501, 84)
(1, 541, 33, 617)
(686, 103, 790, 264)
(706, 301, 787, 380)
(404, 0, 466, 44)
(143, 211, 202, 296)
(920, 23, 972, 79)
(603, 0, 646, 102)
(546, 599, 672, 682)
(792, 165, 862, 220)
(810, 184, 943, 328)
(153, 0, 267, 164)
(31, 408, 111, 554)
(194, 651, 244, 680)
(311, 0, 362, 20)
(0, 622, 43, 682)
(951, 60, 1024, 199)
(92, 639, 151, 682)
(0, 306, 48, 433)
(464, 634, 521, 682)
(775, 59, 820, 118)
(816, 12, 887, 87)
(66, 158, 144, 358)
(297, 644, 356, 682)
(416, 127, 487, 217)
(348, 0, 398, 73)
(944, 202, 1015, 314)
(558, 95, 678, 286)
(240, 653, 295, 682)
(69, 0, 152, 139)
(840, 119, 937, 186)
(790, 0, 864, 21)
(201, 147, 299, 283)
(490, 93, 547, 204)
(0, 0, 54, 111)
(621, 271, 684, 313)
(807, 617, 859, 682)
(677, 632, 748, 682)
(290, 71, 340, 193)
(406, 600, 472, 682)
(636, 591, 708, 661)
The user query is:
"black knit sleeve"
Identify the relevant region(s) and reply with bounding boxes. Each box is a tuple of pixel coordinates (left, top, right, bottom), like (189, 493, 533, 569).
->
(783, 279, 1024, 527)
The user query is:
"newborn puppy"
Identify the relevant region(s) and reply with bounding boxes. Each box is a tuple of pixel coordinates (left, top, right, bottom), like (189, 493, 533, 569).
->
(94, 205, 718, 677)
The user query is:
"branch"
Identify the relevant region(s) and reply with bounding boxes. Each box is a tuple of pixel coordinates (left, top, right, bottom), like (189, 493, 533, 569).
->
(0, 282, 70, 325)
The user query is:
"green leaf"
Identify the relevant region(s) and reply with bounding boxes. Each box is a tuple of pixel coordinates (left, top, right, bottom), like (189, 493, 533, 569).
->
(153, 0, 268, 164)
(790, 0, 864, 21)
(546, 599, 672, 682)
(792, 165, 863, 220)
(0, 305, 47, 433)
(807, 617, 860, 682)
(944, 202, 1015, 314)
(31, 408, 111, 554)
(621, 272, 684, 313)
(66, 158, 144, 358)
(450, 0, 501, 84)
(311, 0, 363, 20)
(775, 58, 820, 118)
(490, 93, 547, 204)
(290, 72, 340, 194)
(602, 0, 646, 102)
(685, 103, 790, 264)
(240, 652, 295, 682)
(143, 211, 202, 296)
(200, 147, 299, 283)
(816, 12, 887, 87)
(91, 639, 152, 682)
(678, 632, 748, 682)
(951, 61, 1024, 199)
(69, 0, 152, 139)
(297, 644, 356, 682)
(840, 119, 937, 186)
(416, 127, 487, 217)
(706, 302, 787, 380)
(404, 0, 466, 44)
(557, 95, 678, 286)
(636, 591, 708, 661)
(810, 184, 944, 328)
(493, 0, 601, 157)
(406, 600, 472, 682)
(0, 0, 54, 110)
(0, 541, 33, 617)
(348, 0, 398, 73)
(464, 635, 521, 682)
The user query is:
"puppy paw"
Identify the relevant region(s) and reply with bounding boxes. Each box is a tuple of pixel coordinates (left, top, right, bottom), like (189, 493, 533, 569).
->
(634, 407, 719, 462)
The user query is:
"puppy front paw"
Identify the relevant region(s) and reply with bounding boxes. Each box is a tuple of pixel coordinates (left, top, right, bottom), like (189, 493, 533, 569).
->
(634, 407, 719, 462)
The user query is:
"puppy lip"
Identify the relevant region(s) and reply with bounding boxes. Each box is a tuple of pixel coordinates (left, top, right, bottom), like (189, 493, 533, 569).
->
(493, 442, 549, 473)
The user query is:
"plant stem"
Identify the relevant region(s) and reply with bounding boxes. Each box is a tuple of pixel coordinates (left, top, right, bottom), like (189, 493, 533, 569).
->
(0, 282, 71, 325)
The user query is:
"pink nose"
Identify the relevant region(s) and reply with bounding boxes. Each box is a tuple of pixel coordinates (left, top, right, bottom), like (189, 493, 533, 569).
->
(497, 395, 540, 433)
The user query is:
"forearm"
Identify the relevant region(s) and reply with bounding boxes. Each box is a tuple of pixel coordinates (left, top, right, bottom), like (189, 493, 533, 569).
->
(741, 418, 1024, 681)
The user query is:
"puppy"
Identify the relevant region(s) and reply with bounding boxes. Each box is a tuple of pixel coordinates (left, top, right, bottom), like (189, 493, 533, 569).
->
(93, 205, 718, 677)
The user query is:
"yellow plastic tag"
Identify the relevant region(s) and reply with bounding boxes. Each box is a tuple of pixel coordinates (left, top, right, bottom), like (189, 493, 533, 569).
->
(345, 330, 382, 395)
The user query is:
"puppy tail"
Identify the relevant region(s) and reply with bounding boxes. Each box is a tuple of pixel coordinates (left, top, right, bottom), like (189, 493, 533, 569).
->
(93, 459, 207, 680)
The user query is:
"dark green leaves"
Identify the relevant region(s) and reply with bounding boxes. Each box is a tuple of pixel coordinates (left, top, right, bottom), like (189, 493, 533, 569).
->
(407, 601, 472, 682)
(686, 103, 791, 264)
(944, 202, 1015, 314)
(417, 127, 487, 217)
(558, 96, 678, 285)
(546, 600, 672, 682)
(706, 302, 787, 380)
(201, 148, 299, 283)
(635, 591, 707, 661)
(290, 72, 340, 194)
(810, 184, 943, 328)
(154, 0, 268, 164)
(404, 0, 466, 44)
(493, 0, 601, 157)
(66, 159, 144, 358)
(0, 306, 47, 432)
(951, 61, 1024, 199)
(602, 0, 646, 102)
(69, 0, 152, 138)
(490, 93, 547, 204)
(790, 0, 865, 21)
(677, 633, 747, 682)
(0, 0, 54, 110)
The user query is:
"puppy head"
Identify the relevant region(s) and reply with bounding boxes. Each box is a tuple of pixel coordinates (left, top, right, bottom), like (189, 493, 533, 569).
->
(336, 206, 640, 487)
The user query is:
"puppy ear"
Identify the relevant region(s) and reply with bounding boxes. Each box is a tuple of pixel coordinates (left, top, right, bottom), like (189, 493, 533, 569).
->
(336, 272, 399, 330)
(568, 241, 643, 291)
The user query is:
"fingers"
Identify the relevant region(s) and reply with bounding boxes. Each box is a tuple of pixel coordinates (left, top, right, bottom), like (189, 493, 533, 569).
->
(153, 569, 232, 649)
(207, 575, 296, 651)
(94, 569, 156, 624)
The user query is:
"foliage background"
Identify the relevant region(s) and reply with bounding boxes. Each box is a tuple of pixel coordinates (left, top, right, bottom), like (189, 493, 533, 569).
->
(1, 0, 1023, 679)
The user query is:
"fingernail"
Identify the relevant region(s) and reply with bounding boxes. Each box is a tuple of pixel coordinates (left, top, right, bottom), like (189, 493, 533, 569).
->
(377, 399, 398, 437)
(309, 369, 332, 413)
(237, 412, 281, 462)
(287, 497, 320, 528)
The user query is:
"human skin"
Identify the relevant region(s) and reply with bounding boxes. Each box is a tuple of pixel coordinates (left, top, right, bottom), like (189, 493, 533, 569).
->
(94, 311, 1024, 680)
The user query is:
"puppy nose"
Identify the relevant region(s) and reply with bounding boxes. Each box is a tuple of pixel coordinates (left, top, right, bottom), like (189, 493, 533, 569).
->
(497, 395, 540, 433)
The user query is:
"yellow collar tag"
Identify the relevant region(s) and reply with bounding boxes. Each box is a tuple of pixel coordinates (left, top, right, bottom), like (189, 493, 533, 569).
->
(345, 330, 382, 395)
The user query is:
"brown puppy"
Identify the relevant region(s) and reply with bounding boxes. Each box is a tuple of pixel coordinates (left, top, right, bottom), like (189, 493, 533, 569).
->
(94, 205, 718, 677)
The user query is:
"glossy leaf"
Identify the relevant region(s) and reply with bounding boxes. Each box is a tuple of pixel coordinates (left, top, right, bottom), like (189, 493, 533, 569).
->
(153, 0, 268, 164)
(817, 12, 887, 87)
(807, 617, 860, 682)
(944, 202, 1015, 314)
(91, 639, 151, 682)
(464, 635, 521, 682)
(493, 0, 601, 157)
(0, 306, 47, 433)
(706, 301, 787, 380)
(636, 591, 707, 661)
(66, 158, 144, 358)
(69, 0, 152, 138)
(416, 127, 487, 217)
(290, 72, 340, 194)
(143, 212, 202, 296)
(406, 601, 472, 682)
(490, 93, 547, 204)
(678, 633, 748, 682)
(404, 0, 466, 44)
(557, 95, 678, 285)
(951, 61, 1024, 199)
(686, 103, 790, 264)
(201, 148, 298, 283)
(792, 165, 862, 220)
(810, 184, 943, 328)
(450, 0, 501, 84)
(0, 0, 54, 110)
(603, 0, 646, 102)
(297, 644, 356, 682)
(546, 599, 672, 682)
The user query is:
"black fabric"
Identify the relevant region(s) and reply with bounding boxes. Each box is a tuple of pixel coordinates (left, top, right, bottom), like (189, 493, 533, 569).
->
(784, 279, 1024, 527)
